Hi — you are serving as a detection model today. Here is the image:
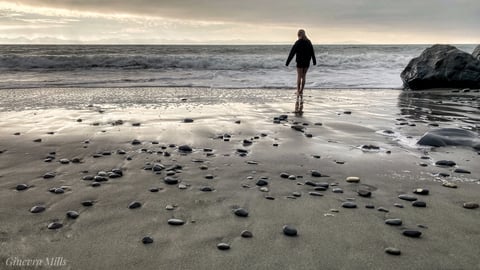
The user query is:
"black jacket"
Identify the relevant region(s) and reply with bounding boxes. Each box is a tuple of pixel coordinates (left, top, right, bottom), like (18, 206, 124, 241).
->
(286, 39, 316, 67)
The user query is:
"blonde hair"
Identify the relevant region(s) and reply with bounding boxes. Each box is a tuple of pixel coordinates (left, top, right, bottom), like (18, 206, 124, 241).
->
(297, 29, 308, 40)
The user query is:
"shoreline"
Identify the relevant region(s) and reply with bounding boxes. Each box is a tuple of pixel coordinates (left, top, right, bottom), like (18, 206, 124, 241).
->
(0, 88, 479, 269)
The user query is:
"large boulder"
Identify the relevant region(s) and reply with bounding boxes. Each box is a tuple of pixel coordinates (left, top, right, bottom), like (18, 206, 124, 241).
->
(401, 44, 480, 90)
(417, 128, 480, 150)
(473, 45, 480, 60)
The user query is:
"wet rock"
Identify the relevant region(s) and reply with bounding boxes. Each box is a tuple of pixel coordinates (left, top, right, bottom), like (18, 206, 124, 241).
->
(385, 247, 401, 256)
(346, 176, 360, 183)
(167, 218, 185, 226)
(378, 207, 389, 213)
(402, 230, 422, 238)
(463, 202, 479, 209)
(332, 188, 344, 193)
(280, 172, 290, 179)
(291, 125, 305, 132)
(435, 160, 456, 167)
(309, 192, 323, 197)
(200, 186, 214, 192)
(234, 208, 249, 217)
(81, 200, 94, 207)
(259, 187, 269, 192)
(131, 139, 141, 145)
(282, 225, 298, 236)
(183, 118, 194, 123)
(442, 182, 457, 188)
(342, 202, 357, 208)
(357, 190, 372, 197)
(418, 129, 480, 149)
(16, 184, 29, 191)
(164, 177, 179, 185)
(256, 179, 268, 186)
(398, 194, 417, 201)
(59, 158, 70, 164)
(43, 172, 56, 179)
(217, 243, 230, 250)
(412, 201, 427, 207)
(47, 222, 63, 230)
(30, 205, 46, 213)
(142, 236, 154, 244)
(66, 211, 79, 219)
(361, 145, 380, 150)
(311, 170, 323, 177)
(241, 230, 253, 238)
(179, 145, 193, 152)
(33, 138, 42, 143)
(128, 201, 142, 209)
(454, 168, 471, 174)
(385, 219, 402, 226)
(413, 188, 429, 195)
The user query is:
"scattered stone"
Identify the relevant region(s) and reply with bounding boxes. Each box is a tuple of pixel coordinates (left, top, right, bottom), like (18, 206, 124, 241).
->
(178, 184, 188, 189)
(463, 202, 479, 209)
(131, 139, 141, 145)
(205, 174, 214, 179)
(132, 122, 141, 127)
(259, 187, 269, 192)
(332, 188, 344, 193)
(280, 172, 289, 179)
(365, 204, 375, 209)
(142, 236, 154, 244)
(291, 125, 305, 132)
(241, 230, 253, 238)
(47, 222, 63, 230)
(59, 158, 70, 164)
(288, 175, 297, 180)
(314, 186, 328, 191)
(168, 218, 185, 226)
(200, 186, 214, 192)
(342, 202, 357, 208)
(311, 170, 322, 177)
(81, 200, 94, 207)
(412, 201, 427, 207)
(33, 138, 42, 143)
(91, 182, 101, 187)
(357, 190, 372, 197)
(165, 205, 175, 210)
(394, 203, 404, 208)
(128, 201, 142, 209)
(164, 177, 179, 185)
(217, 243, 230, 250)
(282, 225, 298, 236)
(361, 144, 380, 150)
(66, 211, 79, 219)
(178, 145, 193, 152)
(16, 184, 29, 191)
(398, 194, 418, 201)
(346, 176, 360, 183)
(183, 118, 194, 123)
(309, 192, 323, 197)
(377, 207, 389, 213)
(30, 205, 46, 213)
(234, 208, 249, 217)
(246, 161, 258, 165)
(292, 192, 301, 197)
(403, 230, 422, 238)
(43, 172, 56, 179)
(442, 182, 457, 188)
(256, 179, 268, 186)
(265, 196, 275, 200)
(385, 219, 402, 226)
(385, 247, 401, 256)
(454, 168, 471, 174)
(435, 160, 456, 167)
(413, 188, 429, 195)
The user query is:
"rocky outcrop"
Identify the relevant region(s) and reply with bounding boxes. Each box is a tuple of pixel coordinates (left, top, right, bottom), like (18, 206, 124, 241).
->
(473, 45, 480, 60)
(401, 45, 480, 90)
(417, 128, 480, 150)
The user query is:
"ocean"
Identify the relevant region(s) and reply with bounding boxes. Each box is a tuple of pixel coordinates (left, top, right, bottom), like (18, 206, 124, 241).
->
(0, 44, 476, 90)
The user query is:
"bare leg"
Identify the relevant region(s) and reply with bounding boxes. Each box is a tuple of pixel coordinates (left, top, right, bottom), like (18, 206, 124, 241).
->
(296, 68, 302, 96)
(299, 67, 308, 96)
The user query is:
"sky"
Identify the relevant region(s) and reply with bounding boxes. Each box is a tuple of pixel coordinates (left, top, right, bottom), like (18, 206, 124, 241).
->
(0, 0, 479, 44)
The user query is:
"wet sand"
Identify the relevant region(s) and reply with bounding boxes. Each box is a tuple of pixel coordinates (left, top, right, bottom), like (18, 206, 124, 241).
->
(0, 88, 479, 270)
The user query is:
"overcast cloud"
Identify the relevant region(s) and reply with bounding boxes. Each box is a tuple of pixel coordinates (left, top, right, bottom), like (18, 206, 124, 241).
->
(0, 0, 478, 44)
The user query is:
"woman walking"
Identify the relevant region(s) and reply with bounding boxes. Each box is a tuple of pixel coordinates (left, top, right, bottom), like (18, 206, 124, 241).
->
(286, 29, 316, 114)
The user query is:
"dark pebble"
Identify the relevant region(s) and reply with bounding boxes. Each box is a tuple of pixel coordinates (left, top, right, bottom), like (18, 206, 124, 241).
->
(454, 168, 471, 174)
(234, 208, 249, 217)
(217, 243, 230, 250)
(183, 118, 194, 123)
(256, 179, 268, 186)
(81, 200, 94, 207)
(128, 201, 142, 209)
(385, 218, 402, 226)
(365, 204, 375, 209)
(164, 177, 179, 185)
(309, 192, 323, 197)
(412, 201, 427, 207)
(59, 158, 70, 164)
(283, 225, 298, 236)
(377, 207, 389, 213)
(385, 247, 401, 256)
(398, 194, 418, 201)
(142, 236, 154, 244)
(43, 172, 56, 179)
(435, 160, 456, 167)
(413, 188, 429, 195)
(66, 210, 79, 219)
(33, 138, 42, 143)
(342, 202, 357, 208)
(167, 218, 185, 226)
(280, 172, 289, 179)
(200, 186, 214, 192)
(47, 222, 63, 230)
(311, 170, 322, 177)
(332, 188, 344, 193)
(149, 187, 160, 192)
(357, 190, 372, 197)
(463, 202, 479, 209)
(205, 174, 214, 179)
(30, 205, 46, 213)
(265, 196, 275, 200)
(16, 184, 29, 191)
(403, 230, 422, 238)
(131, 139, 141, 145)
(179, 145, 193, 152)
(241, 230, 253, 238)
(314, 186, 327, 191)
(91, 182, 101, 187)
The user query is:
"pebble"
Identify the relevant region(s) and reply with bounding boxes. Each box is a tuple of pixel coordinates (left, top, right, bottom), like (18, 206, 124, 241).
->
(132, 122, 141, 127)
(311, 170, 322, 177)
(200, 186, 214, 192)
(413, 188, 429, 195)
(314, 186, 328, 191)
(168, 218, 185, 226)
(179, 145, 193, 152)
(241, 230, 253, 238)
(265, 196, 275, 200)
(342, 202, 357, 208)
(309, 192, 323, 197)
(128, 201, 142, 209)
(357, 190, 372, 197)
(385, 218, 402, 226)
(16, 184, 29, 191)
(33, 138, 42, 143)
(412, 201, 427, 207)
(332, 188, 344, 193)
(205, 174, 214, 179)
(142, 236, 154, 244)
(178, 184, 188, 189)
(394, 203, 404, 208)
(454, 168, 471, 174)
(282, 225, 298, 236)
(183, 118, 194, 123)
(463, 202, 479, 209)
(165, 205, 175, 210)
(288, 175, 297, 180)
(259, 187, 269, 192)
(43, 172, 56, 179)
(131, 139, 141, 145)
(66, 211, 79, 219)
(234, 208, 249, 217)
(398, 194, 418, 201)
(91, 182, 101, 187)
(385, 247, 401, 256)
(365, 204, 375, 209)
(164, 177, 179, 185)
(247, 161, 258, 165)
(402, 230, 422, 238)
(217, 243, 230, 250)
(346, 176, 360, 183)
(47, 222, 63, 230)
(377, 207, 389, 213)
(292, 192, 301, 197)
(280, 172, 290, 178)
(442, 182, 457, 188)
(81, 200, 94, 207)
(59, 158, 70, 164)
(435, 160, 456, 167)
(30, 205, 46, 213)
(256, 179, 269, 186)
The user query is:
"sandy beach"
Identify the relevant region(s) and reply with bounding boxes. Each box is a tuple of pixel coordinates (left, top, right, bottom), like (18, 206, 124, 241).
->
(0, 87, 479, 270)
